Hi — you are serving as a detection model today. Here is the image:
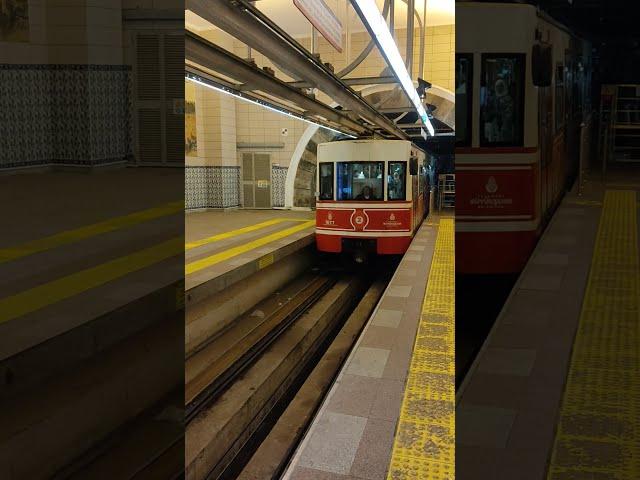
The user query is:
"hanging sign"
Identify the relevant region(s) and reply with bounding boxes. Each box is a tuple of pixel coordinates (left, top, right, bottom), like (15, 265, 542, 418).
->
(293, 0, 343, 53)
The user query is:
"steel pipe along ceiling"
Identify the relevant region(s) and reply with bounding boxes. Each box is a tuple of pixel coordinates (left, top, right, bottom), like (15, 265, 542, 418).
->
(186, 0, 408, 139)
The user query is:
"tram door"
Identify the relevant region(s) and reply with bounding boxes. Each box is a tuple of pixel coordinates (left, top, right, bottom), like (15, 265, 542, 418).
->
(242, 153, 272, 208)
(539, 85, 553, 221)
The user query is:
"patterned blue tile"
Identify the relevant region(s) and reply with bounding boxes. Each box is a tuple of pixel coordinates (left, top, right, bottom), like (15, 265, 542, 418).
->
(272, 165, 287, 207)
(0, 64, 131, 169)
(185, 166, 240, 209)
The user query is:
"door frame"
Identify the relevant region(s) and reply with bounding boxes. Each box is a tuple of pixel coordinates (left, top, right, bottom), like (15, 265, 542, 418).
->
(241, 152, 273, 209)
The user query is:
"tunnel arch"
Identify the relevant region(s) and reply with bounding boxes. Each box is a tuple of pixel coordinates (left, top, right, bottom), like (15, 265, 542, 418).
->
(284, 84, 455, 209)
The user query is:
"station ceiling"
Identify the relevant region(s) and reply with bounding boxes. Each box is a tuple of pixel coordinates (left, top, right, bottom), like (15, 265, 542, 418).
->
(536, 1, 640, 41)
(538, 0, 640, 83)
(471, 0, 640, 82)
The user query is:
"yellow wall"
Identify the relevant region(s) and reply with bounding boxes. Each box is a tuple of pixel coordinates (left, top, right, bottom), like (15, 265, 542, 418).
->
(422, 24, 455, 92)
(0, 0, 124, 64)
(187, 22, 455, 169)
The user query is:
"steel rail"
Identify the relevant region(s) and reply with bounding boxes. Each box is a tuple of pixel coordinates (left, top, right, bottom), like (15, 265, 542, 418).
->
(185, 32, 368, 136)
(185, 274, 336, 424)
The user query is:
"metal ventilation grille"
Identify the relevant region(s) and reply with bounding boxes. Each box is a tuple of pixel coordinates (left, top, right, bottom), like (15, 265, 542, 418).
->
(164, 34, 184, 100)
(138, 109, 161, 163)
(164, 34, 185, 164)
(136, 34, 160, 101)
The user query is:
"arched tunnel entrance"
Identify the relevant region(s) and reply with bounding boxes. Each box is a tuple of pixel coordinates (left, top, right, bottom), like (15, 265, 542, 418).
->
(285, 85, 455, 209)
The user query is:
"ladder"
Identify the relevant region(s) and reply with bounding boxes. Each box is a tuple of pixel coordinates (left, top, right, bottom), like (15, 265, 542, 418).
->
(438, 174, 455, 211)
(607, 85, 640, 163)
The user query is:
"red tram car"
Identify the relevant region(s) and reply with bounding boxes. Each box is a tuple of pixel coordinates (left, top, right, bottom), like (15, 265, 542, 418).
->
(456, 2, 592, 274)
(315, 139, 429, 260)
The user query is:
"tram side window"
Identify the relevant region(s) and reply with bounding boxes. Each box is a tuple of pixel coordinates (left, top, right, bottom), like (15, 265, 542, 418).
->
(319, 163, 334, 200)
(456, 54, 473, 146)
(480, 54, 525, 146)
(336, 162, 383, 201)
(388, 162, 407, 200)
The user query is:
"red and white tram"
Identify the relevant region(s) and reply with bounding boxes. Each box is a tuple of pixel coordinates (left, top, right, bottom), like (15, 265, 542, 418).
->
(456, 2, 591, 274)
(315, 139, 429, 259)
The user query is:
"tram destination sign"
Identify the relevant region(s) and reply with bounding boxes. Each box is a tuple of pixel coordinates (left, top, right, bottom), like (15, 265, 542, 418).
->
(294, 0, 343, 52)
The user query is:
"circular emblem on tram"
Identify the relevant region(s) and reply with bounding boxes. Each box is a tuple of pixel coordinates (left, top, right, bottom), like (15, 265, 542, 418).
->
(354, 215, 364, 225)
(327, 212, 333, 221)
(485, 176, 498, 193)
(390, 213, 396, 221)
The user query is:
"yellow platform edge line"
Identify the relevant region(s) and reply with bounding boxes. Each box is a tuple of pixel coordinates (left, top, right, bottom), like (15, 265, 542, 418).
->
(386, 218, 455, 480)
(547, 190, 639, 479)
(185, 220, 315, 275)
(0, 201, 183, 264)
(0, 237, 183, 325)
(185, 217, 310, 250)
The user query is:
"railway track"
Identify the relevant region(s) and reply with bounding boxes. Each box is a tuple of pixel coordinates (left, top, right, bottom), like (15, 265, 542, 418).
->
(185, 271, 336, 424)
(46, 258, 395, 479)
(185, 261, 395, 480)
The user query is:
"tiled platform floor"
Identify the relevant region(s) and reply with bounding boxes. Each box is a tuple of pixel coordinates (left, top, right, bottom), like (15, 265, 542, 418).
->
(185, 209, 314, 290)
(282, 215, 452, 480)
(456, 168, 640, 480)
(0, 169, 183, 360)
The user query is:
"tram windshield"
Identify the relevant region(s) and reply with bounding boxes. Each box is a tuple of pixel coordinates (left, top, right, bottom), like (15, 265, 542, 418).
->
(479, 54, 525, 146)
(387, 162, 407, 200)
(336, 162, 383, 201)
(456, 54, 472, 146)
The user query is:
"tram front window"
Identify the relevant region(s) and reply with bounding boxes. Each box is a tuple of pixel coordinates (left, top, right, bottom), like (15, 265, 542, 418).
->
(456, 54, 473, 146)
(319, 163, 334, 200)
(336, 162, 383, 201)
(388, 162, 407, 200)
(479, 54, 525, 146)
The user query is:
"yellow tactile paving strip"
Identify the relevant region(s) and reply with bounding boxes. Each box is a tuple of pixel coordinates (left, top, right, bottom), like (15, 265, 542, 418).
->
(185, 217, 310, 250)
(0, 237, 183, 325)
(0, 201, 183, 264)
(185, 220, 315, 275)
(547, 190, 639, 480)
(386, 218, 455, 480)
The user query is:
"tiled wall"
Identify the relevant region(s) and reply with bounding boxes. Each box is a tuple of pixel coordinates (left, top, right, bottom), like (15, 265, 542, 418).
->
(185, 165, 287, 209)
(0, 0, 132, 170)
(185, 166, 241, 209)
(0, 65, 131, 169)
(232, 25, 455, 93)
(272, 165, 288, 207)
(188, 81, 237, 167)
(186, 21, 454, 208)
(0, 1, 123, 66)
(422, 25, 455, 92)
(235, 103, 308, 169)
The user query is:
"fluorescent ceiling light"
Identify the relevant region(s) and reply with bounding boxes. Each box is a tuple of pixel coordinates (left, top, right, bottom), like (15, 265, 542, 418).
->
(351, 0, 435, 136)
(185, 72, 357, 138)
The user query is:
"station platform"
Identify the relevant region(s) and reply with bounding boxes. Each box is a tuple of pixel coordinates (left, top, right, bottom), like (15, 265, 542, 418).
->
(0, 168, 183, 365)
(0, 169, 184, 478)
(456, 168, 640, 480)
(281, 214, 454, 480)
(185, 209, 316, 357)
(185, 209, 315, 292)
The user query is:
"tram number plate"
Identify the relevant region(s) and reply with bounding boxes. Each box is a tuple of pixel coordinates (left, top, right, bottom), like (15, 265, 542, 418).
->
(258, 253, 274, 270)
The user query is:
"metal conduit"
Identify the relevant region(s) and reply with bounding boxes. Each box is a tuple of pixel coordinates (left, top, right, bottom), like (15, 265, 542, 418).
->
(338, 0, 425, 80)
(187, 0, 407, 139)
(336, 0, 391, 77)
(407, 0, 415, 76)
(185, 32, 368, 135)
